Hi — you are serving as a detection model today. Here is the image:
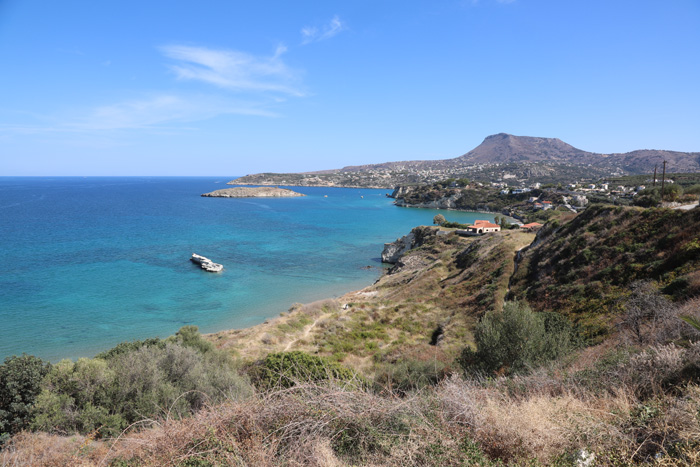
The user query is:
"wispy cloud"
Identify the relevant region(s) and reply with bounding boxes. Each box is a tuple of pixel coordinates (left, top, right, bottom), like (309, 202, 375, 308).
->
(2, 43, 308, 137)
(161, 44, 304, 96)
(301, 15, 346, 44)
(74, 94, 277, 131)
(0, 94, 277, 135)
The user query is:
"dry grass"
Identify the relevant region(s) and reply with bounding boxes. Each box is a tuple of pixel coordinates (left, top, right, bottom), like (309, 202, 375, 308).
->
(437, 374, 635, 464)
(5, 367, 700, 466)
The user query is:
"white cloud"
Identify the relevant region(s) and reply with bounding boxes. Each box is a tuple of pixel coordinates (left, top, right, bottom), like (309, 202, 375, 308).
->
(161, 44, 303, 96)
(0, 94, 277, 135)
(1, 44, 305, 136)
(78, 95, 264, 130)
(301, 15, 346, 44)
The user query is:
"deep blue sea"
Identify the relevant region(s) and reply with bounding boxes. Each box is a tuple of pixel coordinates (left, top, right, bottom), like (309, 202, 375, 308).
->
(0, 177, 497, 361)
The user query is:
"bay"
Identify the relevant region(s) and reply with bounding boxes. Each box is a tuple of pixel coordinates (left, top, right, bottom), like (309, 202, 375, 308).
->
(0, 177, 498, 361)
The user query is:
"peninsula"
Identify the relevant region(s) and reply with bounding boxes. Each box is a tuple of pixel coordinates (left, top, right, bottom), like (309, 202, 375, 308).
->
(201, 186, 305, 198)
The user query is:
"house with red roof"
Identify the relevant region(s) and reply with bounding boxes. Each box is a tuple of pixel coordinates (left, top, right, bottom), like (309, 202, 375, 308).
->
(520, 222, 543, 232)
(467, 220, 501, 234)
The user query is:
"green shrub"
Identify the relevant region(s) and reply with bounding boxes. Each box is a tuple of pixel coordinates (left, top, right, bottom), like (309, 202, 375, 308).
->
(0, 354, 51, 442)
(252, 351, 358, 390)
(167, 325, 215, 354)
(31, 358, 124, 437)
(684, 184, 700, 195)
(459, 301, 576, 375)
(95, 338, 164, 360)
(31, 327, 252, 438)
(373, 358, 451, 395)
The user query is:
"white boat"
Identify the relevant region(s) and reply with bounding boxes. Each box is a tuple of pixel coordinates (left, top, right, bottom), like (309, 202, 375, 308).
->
(190, 253, 223, 273)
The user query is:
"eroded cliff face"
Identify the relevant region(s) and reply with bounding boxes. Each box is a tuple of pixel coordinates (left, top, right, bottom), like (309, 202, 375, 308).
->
(381, 226, 441, 263)
(382, 232, 415, 263)
(389, 185, 417, 199)
(393, 193, 462, 210)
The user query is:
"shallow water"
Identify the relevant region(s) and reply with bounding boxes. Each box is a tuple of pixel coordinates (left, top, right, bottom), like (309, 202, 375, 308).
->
(0, 177, 498, 361)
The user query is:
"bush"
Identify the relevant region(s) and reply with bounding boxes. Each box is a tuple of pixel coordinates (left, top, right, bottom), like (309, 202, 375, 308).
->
(0, 354, 51, 442)
(31, 327, 252, 438)
(684, 184, 700, 195)
(373, 358, 451, 395)
(252, 351, 358, 390)
(167, 325, 215, 354)
(31, 358, 124, 437)
(459, 301, 576, 375)
(94, 337, 164, 360)
(633, 187, 662, 207)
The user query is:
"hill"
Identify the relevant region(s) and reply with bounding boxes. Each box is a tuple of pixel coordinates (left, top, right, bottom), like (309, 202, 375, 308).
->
(232, 133, 700, 188)
(454, 133, 600, 165)
(509, 205, 700, 341)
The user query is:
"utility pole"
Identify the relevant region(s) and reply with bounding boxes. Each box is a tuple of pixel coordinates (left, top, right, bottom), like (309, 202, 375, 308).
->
(661, 160, 667, 201)
(653, 165, 657, 187)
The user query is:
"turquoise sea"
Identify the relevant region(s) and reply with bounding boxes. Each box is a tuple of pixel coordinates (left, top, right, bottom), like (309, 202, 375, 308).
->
(0, 177, 498, 361)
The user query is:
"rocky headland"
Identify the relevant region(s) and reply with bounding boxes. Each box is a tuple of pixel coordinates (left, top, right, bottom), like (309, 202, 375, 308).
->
(201, 186, 305, 198)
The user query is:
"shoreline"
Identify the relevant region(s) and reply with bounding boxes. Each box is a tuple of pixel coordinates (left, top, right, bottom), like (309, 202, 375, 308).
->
(394, 203, 521, 223)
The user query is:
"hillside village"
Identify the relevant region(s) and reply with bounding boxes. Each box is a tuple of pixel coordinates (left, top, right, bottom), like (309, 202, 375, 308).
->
(390, 174, 700, 227)
(233, 133, 700, 190)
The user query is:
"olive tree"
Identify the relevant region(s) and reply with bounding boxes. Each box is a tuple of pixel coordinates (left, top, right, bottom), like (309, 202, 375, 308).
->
(0, 354, 51, 442)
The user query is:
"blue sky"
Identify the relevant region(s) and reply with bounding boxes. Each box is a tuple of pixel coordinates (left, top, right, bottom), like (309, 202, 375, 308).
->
(1, 0, 699, 176)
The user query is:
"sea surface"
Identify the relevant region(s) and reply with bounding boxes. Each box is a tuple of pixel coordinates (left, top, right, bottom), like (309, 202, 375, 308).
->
(0, 177, 499, 361)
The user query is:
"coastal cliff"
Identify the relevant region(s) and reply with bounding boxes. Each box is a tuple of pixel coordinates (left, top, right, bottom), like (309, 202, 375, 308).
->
(202, 187, 305, 198)
(381, 225, 441, 263)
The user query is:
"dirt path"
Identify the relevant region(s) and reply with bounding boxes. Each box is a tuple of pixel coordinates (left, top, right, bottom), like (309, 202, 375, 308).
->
(283, 314, 327, 351)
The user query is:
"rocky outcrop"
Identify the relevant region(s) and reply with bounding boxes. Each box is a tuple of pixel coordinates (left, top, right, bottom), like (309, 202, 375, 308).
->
(394, 192, 462, 209)
(202, 187, 305, 198)
(389, 186, 416, 199)
(381, 226, 440, 264)
(382, 232, 416, 263)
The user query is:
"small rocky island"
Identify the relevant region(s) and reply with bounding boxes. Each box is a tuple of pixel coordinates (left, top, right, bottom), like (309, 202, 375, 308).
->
(201, 187, 305, 198)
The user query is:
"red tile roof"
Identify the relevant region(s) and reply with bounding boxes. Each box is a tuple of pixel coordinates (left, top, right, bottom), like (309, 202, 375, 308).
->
(472, 220, 500, 228)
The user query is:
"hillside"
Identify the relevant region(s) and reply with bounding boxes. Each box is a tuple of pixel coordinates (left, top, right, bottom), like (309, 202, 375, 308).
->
(510, 205, 700, 341)
(209, 226, 535, 370)
(232, 133, 700, 188)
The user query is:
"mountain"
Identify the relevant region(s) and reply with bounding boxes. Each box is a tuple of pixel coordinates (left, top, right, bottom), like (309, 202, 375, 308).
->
(232, 133, 700, 188)
(454, 133, 601, 165)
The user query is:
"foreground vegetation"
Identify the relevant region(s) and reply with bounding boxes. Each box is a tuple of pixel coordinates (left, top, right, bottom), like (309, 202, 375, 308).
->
(2, 205, 700, 465)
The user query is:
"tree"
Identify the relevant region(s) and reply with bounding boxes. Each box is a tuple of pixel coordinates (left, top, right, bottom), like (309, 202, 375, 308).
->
(433, 214, 446, 226)
(633, 187, 661, 207)
(459, 301, 576, 375)
(619, 281, 675, 345)
(662, 184, 683, 202)
(0, 354, 51, 442)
